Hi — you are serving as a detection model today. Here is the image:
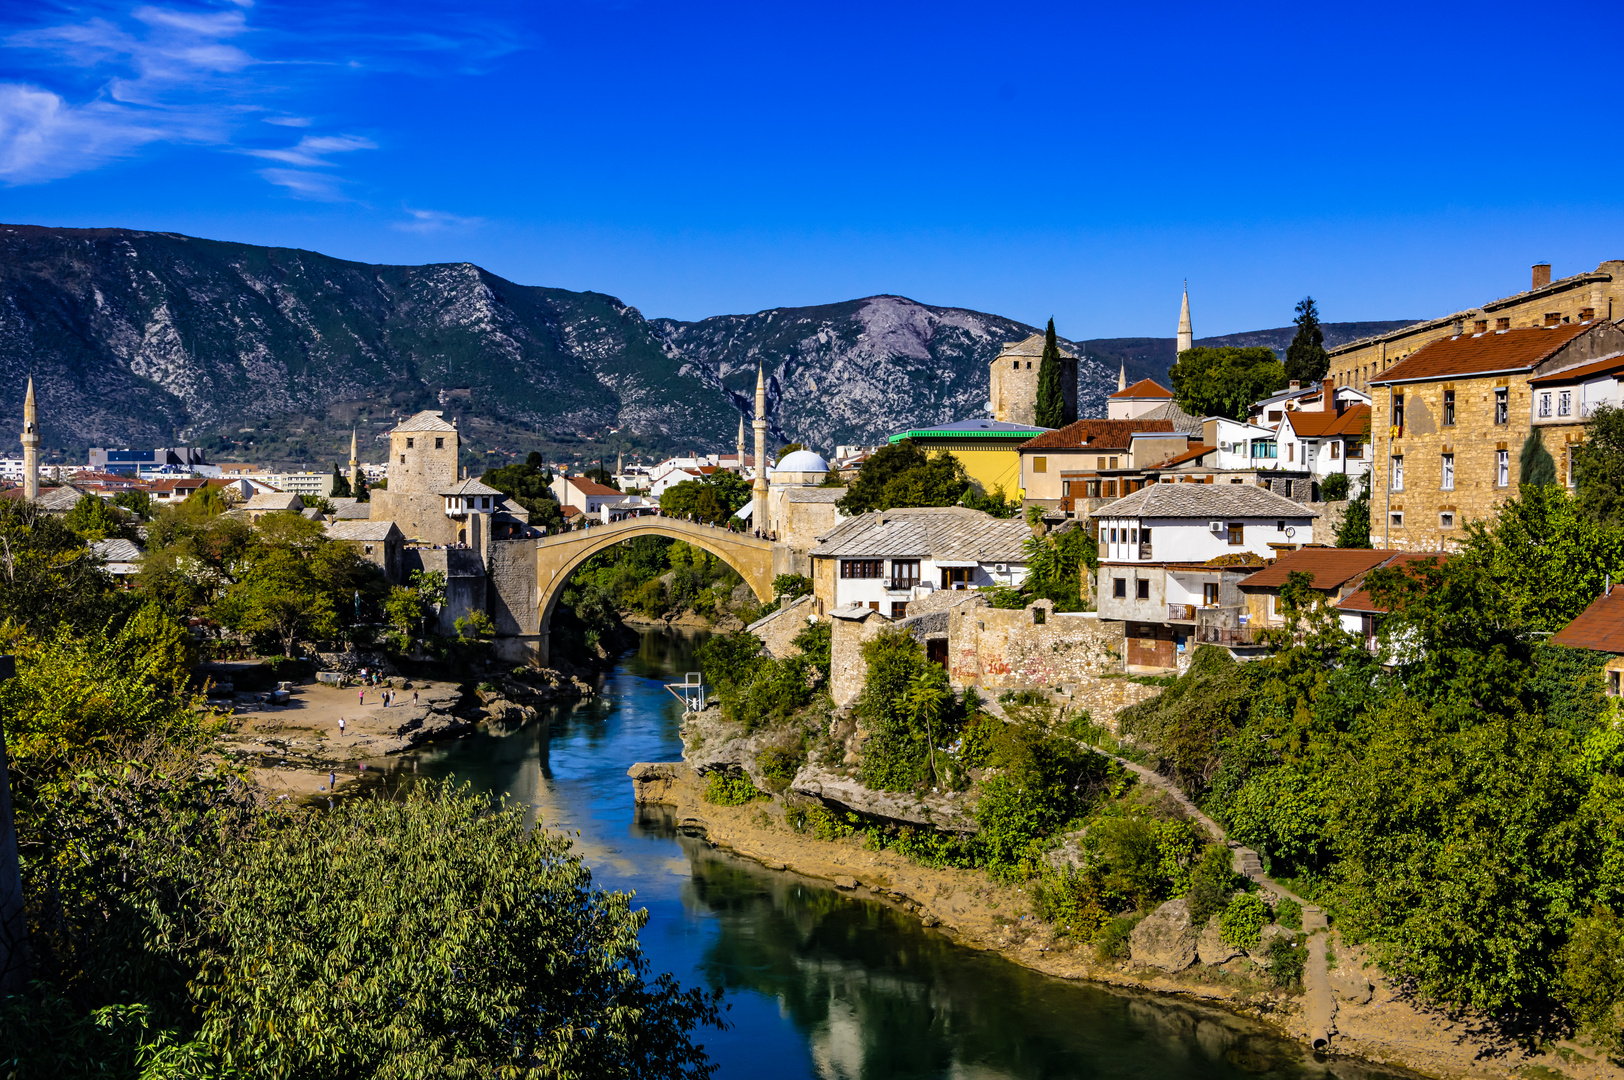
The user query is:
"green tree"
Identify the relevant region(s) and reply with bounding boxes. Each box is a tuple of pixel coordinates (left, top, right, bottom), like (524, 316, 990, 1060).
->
(1519, 429, 1558, 487)
(1035, 318, 1067, 428)
(0, 500, 124, 634)
(482, 459, 562, 530)
(354, 470, 370, 502)
(1574, 404, 1624, 525)
(1168, 346, 1287, 421)
(112, 489, 154, 520)
(212, 548, 338, 657)
(1321, 472, 1351, 501)
(63, 493, 131, 542)
(330, 461, 352, 498)
(1336, 487, 1371, 548)
(1284, 296, 1329, 385)
(837, 441, 970, 515)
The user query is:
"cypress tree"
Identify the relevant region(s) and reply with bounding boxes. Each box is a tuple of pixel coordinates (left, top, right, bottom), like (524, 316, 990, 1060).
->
(354, 471, 369, 503)
(1518, 430, 1557, 487)
(330, 461, 352, 499)
(1285, 296, 1329, 385)
(1035, 318, 1066, 428)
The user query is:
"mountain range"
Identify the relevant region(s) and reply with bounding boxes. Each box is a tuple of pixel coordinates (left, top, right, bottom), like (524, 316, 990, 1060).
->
(0, 224, 1412, 466)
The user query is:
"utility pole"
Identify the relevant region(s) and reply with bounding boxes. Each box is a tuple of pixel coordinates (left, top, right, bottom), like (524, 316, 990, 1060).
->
(0, 655, 26, 996)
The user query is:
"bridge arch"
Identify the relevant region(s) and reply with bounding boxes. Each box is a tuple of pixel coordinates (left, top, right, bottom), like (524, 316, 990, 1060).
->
(532, 517, 779, 664)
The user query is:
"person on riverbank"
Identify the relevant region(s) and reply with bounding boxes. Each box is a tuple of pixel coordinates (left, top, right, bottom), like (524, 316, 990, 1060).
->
(338, 717, 346, 737)
(413, 689, 419, 707)
(358, 688, 365, 707)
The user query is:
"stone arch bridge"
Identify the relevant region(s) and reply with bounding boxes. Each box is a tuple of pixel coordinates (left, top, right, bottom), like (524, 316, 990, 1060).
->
(530, 517, 782, 664)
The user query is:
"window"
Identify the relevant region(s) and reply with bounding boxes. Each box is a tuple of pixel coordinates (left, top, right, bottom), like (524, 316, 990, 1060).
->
(1391, 393, 1405, 435)
(1096, 457, 1106, 469)
(399, 454, 406, 464)
(1390, 455, 1404, 492)
(1609, 669, 1621, 696)
(1227, 522, 1244, 546)
(1539, 392, 1551, 418)
(1109, 528, 1118, 544)
(406, 438, 414, 449)
(841, 559, 882, 578)
(1268, 410, 1282, 422)
(1441, 453, 1454, 491)
(1130, 528, 1139, 544)
(435, 437, 444, 449)
(364, 544, 374, 555)
(1103, 481, 1117, 497)
(941, 567, 974, 590)
(1497, 449, 1510, 487)
(1443, 389, 1455, 426)
(1032, 456, 1047, 473)
(891, 602, 908, 619)
(890, 560, 920, 589)
(1136, 579, 1150, 600)
(1287, 443, 1294, 462)
(1140, 527, 1151, 546)
(1113, 578, 1127, 599)
(1203, 583, 1219, 607)
(1559, 391, 1572, 417)
(1012, 360, 1019, 369)
(1495, 388, 1509, 425)
(1032, 607, 1046, 625)
(482, 496, 491, 510)
(1330, 441, 1340, 460)
(1439, 511, 1455, 529)
(1062, 481, 1071, 497)
(1390, 511, 1404, 528)
(869, 601, 880, 611)
(1109, 457, 1119, 469)
(1276, 520, 1286, 531)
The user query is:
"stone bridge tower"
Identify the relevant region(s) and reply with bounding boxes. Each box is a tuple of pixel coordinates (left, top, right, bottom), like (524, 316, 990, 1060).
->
(367, 410, 459, 543)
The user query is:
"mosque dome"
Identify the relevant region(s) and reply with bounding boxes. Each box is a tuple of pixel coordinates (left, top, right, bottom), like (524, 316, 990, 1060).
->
(775, 449, 830, 473)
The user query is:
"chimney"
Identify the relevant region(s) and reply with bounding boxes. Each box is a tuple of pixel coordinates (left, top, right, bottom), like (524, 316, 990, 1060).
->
(1323, 377, 1338, 414)
(1289, 380, 1301, 391)
(1533, 262, 1552, 289)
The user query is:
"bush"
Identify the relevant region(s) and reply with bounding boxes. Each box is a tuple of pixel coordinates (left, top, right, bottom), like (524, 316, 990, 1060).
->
(703, 771, 767, 806)
(1096, 915, 1141, 962)
(1032, 866, 1110, 940)
(1186, 844, 1244, 927)
(1321, 473, 1351, 501)
(784, 803, 860, 841)
(1266, 932, 1308, 988)
(1220, 892, 1270, 948)
(755, 745, 804, 791)
(772, 573, 812, 600)
(1275, 897, 1303, 931)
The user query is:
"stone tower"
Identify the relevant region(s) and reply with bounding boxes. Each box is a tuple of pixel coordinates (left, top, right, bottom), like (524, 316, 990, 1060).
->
(20, 376, 38, 501)
(736, 414, 745, 466)
(988, 333, 1078, 427)
(1177, 282, 1193, 355)
(367, 410, 459, 543)
(1117, 363, 1127, 392)
(348, 428, 360, 492)
(751, 366, 769, 530)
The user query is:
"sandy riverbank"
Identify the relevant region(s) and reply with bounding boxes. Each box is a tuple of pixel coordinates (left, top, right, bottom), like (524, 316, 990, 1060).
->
(632, 762, 1618, 1080)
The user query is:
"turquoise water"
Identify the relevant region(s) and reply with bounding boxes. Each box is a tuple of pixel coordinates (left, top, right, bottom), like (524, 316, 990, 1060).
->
(378, 630, 1406, 1080)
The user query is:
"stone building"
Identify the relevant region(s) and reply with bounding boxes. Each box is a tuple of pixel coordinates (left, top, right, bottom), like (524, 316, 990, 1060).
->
(1016, 418, 1179, 515)
(1327, 260, 1624, 393)
(325, 519, 405, 582)
(367, 410, 460, 544)
(989, 332, 1077, 426)
(1368, 318, 1624, 551)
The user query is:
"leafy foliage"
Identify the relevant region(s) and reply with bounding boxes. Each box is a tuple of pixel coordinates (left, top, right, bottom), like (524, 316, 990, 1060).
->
(1169, 346, 1287, 421)
(703, 771, 767, 806)
(1034, 317, 1067, 428)
(660, 472, 751, 523)
(63, 493, 134, 542)
(1574, 404, 1624, 525)
(1335, 485, 1371, 548)
(1220, 892, 1270, 948)
(481, 458, 563, 531)
(1519, 429, 1558, 488)
(698, 622, 829, 734)
(836, 441, 971, 516)
(1284, 296, 1328, 385)
(1320, 472, 1351, 501)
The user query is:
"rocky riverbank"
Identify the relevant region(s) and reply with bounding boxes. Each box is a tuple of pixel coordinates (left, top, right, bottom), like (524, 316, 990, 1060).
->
(629, 760, 1618, 1080)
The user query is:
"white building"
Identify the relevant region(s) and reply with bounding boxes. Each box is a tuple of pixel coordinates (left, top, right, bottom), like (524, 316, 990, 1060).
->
(1272, 402, 1374, 488)
(1090, 485, 1318, 670)
(550, 473, 621, 515)
(1529, 353, 1624, 486)
(809, 506, 1029, 620)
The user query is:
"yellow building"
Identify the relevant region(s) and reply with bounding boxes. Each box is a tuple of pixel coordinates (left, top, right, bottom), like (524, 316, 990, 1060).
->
(1328, 260, 1624, 393)
(886, 419, 1047, 500)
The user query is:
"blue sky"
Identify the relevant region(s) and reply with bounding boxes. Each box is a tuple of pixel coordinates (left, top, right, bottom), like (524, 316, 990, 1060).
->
(2, 0, 1621, 337)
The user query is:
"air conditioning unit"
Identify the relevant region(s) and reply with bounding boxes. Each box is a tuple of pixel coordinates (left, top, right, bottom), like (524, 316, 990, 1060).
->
(994, 563, 1008, 573)
(1210, 520, 1224, 533)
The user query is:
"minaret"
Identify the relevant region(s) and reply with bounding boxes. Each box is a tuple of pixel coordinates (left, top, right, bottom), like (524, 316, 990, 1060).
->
(1117, 363, 1127, 392)
(751, 365, 769, 530)
(348, 428, 359, 492)
(1177, 281, 1193, 355)
(736, 414, 746, 467)
(21, 376, 39, 502)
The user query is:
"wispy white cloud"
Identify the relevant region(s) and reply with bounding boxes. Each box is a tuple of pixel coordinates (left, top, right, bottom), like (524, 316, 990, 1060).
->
(263, 115, 311, 127)
(257, 166, 348, 201)
(244, 133, 375, 167)
(393, 207, 484, 233)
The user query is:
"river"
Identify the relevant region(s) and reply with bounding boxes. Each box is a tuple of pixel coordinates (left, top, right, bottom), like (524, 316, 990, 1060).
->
(378, 628, 1406, 1080)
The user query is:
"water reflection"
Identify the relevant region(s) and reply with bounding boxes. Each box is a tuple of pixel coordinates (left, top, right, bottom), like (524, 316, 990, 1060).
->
(395, 630, 1410, 1080)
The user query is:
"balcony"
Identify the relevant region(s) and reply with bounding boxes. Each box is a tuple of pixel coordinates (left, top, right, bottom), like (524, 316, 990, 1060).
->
(1196, 624, 1263, 646)
(1166, 603, 1195, 622)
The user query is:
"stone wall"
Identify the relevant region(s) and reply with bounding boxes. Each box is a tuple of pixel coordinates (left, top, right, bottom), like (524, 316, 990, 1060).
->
(946, 600, 1125, 690)
(749, 595, 814, 659)
(487, 538, 538, 636)
(830, 610, 887, 707)
(403, 547, 486, 635)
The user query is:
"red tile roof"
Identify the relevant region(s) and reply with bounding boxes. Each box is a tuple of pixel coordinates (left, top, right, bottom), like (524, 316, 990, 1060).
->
(1372, 324, 1591, 385)
(1020, 418, 1174, 451)
(565, 476, 621, 496)
(1239, 546, 1398, 591)
(1108, 378, 1174, 400)
(1282, 403, 1373, 439)
(1336, 553, 1448, 614)
(1528, 353, 1624, 387)
(1551, 588, 1624, 654)
(1150, 443, 1215, 468)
